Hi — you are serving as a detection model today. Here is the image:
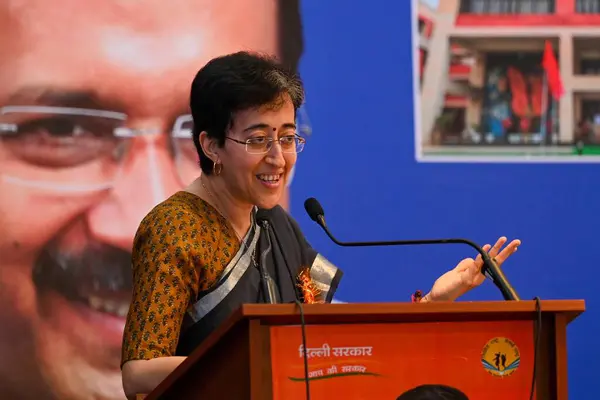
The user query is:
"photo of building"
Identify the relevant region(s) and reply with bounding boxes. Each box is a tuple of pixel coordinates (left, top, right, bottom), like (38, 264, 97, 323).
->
(415, 0, 600, 161)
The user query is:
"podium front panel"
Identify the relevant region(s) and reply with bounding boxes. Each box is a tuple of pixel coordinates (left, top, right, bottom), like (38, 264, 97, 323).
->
(270, 320, 535, 400)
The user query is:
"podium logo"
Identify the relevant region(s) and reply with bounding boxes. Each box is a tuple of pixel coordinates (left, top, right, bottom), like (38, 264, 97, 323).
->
(481, 337, 520, 377)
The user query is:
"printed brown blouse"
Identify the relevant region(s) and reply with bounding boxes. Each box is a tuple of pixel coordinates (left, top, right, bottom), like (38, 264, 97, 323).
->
(120, 191, 239, 366)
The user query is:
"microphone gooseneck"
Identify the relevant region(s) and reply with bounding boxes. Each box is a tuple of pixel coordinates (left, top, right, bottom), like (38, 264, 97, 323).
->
(257, 209, 311, 399)
(255, 215, 278, 304)
(303, 197, 520, 301)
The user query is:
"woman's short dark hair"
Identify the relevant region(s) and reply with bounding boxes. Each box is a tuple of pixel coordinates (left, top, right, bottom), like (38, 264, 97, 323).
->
(396, 384, 469, 400)
(189, 51, 305, 175)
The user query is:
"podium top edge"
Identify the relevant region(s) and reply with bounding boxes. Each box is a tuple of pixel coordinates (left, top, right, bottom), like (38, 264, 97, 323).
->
(237, 299, 585, 323)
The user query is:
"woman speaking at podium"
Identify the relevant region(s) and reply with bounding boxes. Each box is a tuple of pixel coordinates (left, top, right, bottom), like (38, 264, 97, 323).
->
(120, 51, 521, 398)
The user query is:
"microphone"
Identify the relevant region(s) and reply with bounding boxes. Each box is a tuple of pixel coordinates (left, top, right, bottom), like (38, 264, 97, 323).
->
(303, 197, 520, 301)
(255, 210, 279, 304)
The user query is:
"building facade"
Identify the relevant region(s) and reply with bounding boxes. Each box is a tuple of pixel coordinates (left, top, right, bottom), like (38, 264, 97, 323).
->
(419, 0, 600, 152)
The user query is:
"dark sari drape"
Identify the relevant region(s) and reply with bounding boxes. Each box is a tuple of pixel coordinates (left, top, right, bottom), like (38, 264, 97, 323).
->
(176, 205, 343, 356)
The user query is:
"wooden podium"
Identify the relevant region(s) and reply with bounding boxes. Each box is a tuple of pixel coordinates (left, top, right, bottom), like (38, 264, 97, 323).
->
(141, 300, 584, 400)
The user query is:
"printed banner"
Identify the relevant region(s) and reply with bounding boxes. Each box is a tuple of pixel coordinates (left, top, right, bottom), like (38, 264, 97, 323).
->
(270, 321, 534, 399)
(416, 0, 600, 162)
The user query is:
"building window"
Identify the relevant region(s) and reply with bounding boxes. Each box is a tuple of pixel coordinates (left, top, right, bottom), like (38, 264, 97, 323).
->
(460, 0, 555, 14)
(436, 108, 467, 145)
(576, 0, 600, 13)
(578, 99, 600, 144)
(580, 59, 600, 75)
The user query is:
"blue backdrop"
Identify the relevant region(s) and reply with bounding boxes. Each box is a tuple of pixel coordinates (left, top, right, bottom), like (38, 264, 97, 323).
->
(290, 1, 597, 398)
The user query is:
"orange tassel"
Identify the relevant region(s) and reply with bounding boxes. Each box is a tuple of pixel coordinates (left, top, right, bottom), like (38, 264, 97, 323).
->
(297, 268, 323, 304)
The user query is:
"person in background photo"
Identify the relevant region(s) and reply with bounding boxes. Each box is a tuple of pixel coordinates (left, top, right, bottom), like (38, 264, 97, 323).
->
(0, 1, 303, 399)
(397, 384, 469, 400)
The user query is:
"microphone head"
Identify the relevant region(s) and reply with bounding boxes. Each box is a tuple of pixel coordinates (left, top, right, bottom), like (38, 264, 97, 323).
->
(304, 197, 325, 223)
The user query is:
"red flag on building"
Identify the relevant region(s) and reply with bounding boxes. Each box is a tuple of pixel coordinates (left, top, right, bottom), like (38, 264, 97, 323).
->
(542, 40, 564, 100)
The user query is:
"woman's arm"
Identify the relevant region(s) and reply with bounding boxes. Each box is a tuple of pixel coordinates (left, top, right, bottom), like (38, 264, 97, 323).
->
(122, 358, 187, 399)
(121, 208, 200, 399)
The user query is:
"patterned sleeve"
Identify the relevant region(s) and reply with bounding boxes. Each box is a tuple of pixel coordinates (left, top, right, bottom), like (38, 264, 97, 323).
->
(120, 206, 200, 367)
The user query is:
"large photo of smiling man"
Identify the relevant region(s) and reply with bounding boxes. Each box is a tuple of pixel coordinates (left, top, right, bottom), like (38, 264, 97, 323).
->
(0, 1, 304, 398)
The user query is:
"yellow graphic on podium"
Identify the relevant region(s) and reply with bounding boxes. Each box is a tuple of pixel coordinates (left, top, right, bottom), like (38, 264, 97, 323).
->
(481, 337, 520, 377)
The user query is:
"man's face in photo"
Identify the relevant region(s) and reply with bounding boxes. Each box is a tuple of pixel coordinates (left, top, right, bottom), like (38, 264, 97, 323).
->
(0, 1, 283, 398)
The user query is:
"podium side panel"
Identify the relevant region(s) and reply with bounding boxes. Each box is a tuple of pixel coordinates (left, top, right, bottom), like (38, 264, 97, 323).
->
(155, 320, 252, 399)
(554, 314, 568, 400)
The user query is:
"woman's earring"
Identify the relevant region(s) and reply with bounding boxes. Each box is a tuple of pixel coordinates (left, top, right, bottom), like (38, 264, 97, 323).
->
(213, 160, 223, 176)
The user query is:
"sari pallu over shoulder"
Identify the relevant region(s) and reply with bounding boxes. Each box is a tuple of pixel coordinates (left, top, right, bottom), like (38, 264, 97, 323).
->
(256, 205, 343, 304)
(175, 206, 343, 356)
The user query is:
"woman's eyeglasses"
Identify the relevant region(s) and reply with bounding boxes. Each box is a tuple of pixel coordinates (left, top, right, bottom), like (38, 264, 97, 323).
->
(225, 134, 306, 154)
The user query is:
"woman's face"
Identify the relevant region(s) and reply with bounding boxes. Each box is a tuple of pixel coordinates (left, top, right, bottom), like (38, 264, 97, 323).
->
(216, 94, 300, 210)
